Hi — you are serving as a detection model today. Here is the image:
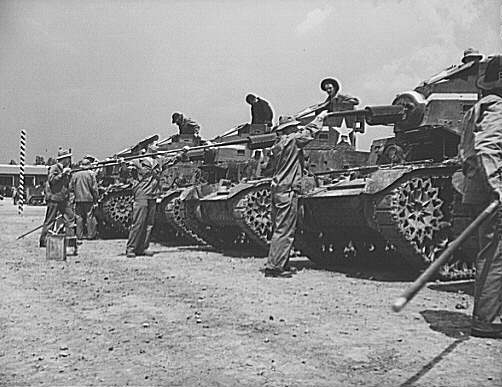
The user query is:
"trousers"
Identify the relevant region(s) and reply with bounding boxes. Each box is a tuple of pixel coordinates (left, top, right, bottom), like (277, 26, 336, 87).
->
(39, 201, 75, 245)
(472, 202, 502, 331)
(265, 190, 298, 271)
(126, 199, 156, 254)
(75, 201, 97, 239)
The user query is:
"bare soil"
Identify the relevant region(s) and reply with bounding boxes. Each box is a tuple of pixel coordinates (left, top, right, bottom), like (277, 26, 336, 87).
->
(0, 201, 501, 386)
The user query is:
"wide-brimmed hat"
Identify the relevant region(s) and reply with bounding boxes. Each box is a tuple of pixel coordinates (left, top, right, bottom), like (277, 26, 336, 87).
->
(462, 48, 483, 64)
(477, 55, 502, 90)
(56, 147, 72, 160)
(320, 77, 340, 93)
(172, 112, 183, 123)
(84, 154, 97, 162)
(272, 115, 300, 132)
(81, 158, 91, 166)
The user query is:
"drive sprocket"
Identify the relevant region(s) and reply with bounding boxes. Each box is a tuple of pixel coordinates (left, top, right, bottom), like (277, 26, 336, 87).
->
(100, 189, 133, 237)
(234, 185, 272, 249)
(391, 177, 449, 265)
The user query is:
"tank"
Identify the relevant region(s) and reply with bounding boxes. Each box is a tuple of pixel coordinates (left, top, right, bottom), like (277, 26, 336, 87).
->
(295, 52, 489, 280)
(95, 134, 204, 240)
(163, 138, 272, 253)
(191, 116, 372, 253)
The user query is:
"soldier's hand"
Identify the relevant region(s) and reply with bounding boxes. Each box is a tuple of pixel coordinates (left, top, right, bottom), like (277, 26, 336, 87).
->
(63, 167, 72, 175)
(316, 110, 329, 119)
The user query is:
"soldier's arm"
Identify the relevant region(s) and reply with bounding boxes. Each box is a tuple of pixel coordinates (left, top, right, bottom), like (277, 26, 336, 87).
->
(294, 111, 328, 148)
(314, 97, 330, 115)
(186, 118, 200, 132)
(48, 165, 62, 184)
(339, 94, 360, 105)
(91, 173, 99, 202)
(475, 100, 502, 198)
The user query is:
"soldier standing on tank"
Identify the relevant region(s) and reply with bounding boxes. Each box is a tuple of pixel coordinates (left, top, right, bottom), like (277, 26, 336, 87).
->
(70, 158, 99, 240)
(246, 94, 274, 127)
(263, 111, 328, 278)
(39, 148, 75, 248)
(459, 55, 502, 339)
(172, 112, 200, 137)
(125, 149, 179, 258)
(315, 78, 360, 146)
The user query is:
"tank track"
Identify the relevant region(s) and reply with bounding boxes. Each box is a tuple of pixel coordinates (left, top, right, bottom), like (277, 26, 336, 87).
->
(153, 192, 193, 245)
(233, 183, 272, 250)
(98, 187, 133, 237)
(182, 195, 263, 254)
(373, 171, 475, 280)
(164, 192, 206, 245)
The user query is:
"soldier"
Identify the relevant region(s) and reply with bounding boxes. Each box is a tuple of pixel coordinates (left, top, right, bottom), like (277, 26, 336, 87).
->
(172, 112, 200, 137)
(459, 55, 502, 339)
(316, 77, 359, 113)
(246, 94, 274, 126)
(126, 150, 179, 258)
(263, 111, 328, 278)
(316, 78, 360, 146)
(70, 158, 99, 240)
(39, 148, 75, 248)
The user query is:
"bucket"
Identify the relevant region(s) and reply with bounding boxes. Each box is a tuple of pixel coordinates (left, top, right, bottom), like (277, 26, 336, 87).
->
(46, 234, 67, 261)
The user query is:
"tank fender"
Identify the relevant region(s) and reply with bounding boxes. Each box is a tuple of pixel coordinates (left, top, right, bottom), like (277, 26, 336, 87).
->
(363, 167, 413, 194)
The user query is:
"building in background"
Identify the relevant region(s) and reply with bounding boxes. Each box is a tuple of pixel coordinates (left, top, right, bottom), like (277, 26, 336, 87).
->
(0, 164, 48, 203)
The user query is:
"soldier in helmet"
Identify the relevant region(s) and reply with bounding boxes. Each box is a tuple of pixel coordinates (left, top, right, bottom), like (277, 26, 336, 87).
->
(39, 148, 75, 247)
(316, 78, 360, 147)
(460, 55, 502, 339)
(263, 110, 328, 278)
(316, 77, 359, 113)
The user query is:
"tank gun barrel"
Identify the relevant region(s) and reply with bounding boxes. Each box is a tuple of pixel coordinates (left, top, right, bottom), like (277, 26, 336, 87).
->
(325, 105, 406, 126)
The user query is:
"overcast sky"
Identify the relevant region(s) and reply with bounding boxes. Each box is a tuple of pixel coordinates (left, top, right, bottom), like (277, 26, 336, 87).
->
(0, 0, 500, 163)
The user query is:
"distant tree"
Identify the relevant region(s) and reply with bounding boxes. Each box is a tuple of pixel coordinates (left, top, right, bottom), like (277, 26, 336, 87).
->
(46, 157, 57, 166)
(9, 159, 17, 165)
(35, 155, 46, 165)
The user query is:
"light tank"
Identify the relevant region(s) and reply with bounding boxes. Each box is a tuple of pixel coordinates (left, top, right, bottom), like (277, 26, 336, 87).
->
(192, 111, 371, 253)
(163, 135, 273, 253)
(295, 52, 489, 279)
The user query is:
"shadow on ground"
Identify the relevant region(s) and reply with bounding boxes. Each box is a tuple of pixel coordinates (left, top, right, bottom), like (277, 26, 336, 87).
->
(420, 309, 471, 339)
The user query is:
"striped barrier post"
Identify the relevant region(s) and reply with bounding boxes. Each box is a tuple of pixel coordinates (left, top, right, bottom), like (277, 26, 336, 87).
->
(18, 129, 26, 215)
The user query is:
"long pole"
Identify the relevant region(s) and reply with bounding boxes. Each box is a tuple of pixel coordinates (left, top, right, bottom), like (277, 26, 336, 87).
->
(392, 200, 499, 312)
(18, 129, 26, 215)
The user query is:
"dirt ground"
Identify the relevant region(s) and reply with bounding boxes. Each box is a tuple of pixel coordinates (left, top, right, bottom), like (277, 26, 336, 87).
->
(0, 202, 501, 387)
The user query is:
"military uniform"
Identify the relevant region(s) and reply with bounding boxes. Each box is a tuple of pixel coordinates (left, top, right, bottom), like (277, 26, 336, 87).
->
(264, 114, 325, 275)
(126, 155, 177, 257)
(177, 117, 200, 136)
(70, 161, 99, 239)
(251, 98, 274, 126)
(460, 56, 502, 338)
(315, 78, 359, 146)
(39, 160, 75, 247)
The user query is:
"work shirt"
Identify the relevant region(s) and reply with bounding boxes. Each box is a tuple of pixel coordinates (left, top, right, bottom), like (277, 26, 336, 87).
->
(460, 94, 502, 204)
(70, 169, 99, 202)
(45, 163, 70, 202)
(178, 117, 200, 136)
(316, 94, 360, 115)
(130, 156, 178, 200)
(269, 115, 324, 192)
(251, 98, 274, 125)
